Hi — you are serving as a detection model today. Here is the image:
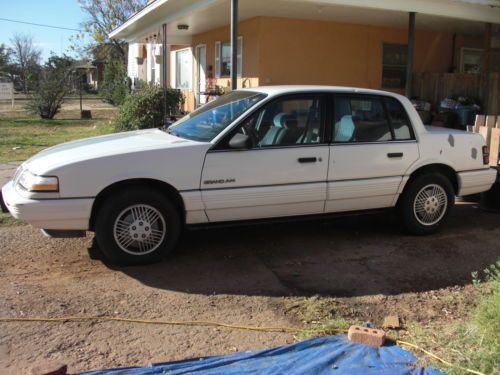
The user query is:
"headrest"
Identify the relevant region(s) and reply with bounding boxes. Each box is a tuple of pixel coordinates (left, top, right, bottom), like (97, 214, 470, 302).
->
(273, 113, 287, 128)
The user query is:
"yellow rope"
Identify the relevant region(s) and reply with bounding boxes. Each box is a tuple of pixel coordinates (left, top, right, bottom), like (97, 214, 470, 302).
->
(0, 316, 303, 333)
(0, 316, 484, 375)
(396, 340, 486, 375)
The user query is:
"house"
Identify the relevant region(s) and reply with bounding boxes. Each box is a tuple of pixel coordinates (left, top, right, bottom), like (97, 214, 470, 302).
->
(110, 0, 500, 114)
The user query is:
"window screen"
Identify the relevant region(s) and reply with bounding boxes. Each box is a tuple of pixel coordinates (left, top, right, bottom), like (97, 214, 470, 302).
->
(175, 49, 192, 89)
(382, 44, 407, 89)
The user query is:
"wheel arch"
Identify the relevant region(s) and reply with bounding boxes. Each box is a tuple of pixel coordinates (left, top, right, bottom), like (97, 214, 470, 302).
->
(403, 163, 459, 196)
(89, 179, 186, 231)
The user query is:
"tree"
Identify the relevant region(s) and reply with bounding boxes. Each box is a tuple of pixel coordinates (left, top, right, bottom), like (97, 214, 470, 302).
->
(26, 55, 75, 119)
(0, 44, 13, 82)
(0, 44, 10, 71)
(101, 60, 130, 105)
(9, 34, 42, 93)
(78, 0, 147, 62)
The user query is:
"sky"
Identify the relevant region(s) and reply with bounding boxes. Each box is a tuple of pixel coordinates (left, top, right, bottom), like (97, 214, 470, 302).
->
(0, 0, 92, 62)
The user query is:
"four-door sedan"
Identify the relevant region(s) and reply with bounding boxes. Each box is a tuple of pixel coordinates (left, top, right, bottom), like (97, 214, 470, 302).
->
(1, 86, 497, 265)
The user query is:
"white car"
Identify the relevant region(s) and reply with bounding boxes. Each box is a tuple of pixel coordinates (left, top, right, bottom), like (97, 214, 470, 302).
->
(1, 86, 496, 265)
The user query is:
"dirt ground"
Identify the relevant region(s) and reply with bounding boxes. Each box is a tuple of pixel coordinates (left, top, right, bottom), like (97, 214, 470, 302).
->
(1, 168, 499, 373)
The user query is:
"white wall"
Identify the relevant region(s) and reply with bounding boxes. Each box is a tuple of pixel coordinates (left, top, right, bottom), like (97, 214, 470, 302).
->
(128, 43, 139, 88)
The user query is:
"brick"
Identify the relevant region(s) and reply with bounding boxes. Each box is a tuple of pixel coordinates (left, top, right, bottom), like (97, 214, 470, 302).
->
(348, 325, 386, 347)
(382, 315, 401, 329)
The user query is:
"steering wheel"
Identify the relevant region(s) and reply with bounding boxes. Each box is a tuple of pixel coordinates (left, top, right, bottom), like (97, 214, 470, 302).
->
(240, 125, 261, 148)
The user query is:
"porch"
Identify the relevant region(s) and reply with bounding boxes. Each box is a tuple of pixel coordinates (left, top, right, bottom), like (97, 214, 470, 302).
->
(110, 0, 500, 114)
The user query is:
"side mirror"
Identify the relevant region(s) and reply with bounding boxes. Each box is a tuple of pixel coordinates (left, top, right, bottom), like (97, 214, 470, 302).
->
(229, 133, 251, 149)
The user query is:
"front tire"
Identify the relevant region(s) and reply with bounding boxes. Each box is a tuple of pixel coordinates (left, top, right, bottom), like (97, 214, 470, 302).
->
(95, 187, 181, 265)
(399, 173, 454, 235)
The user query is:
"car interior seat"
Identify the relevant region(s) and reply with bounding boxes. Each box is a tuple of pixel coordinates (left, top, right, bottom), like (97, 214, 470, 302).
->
(260, 113, 289, 146)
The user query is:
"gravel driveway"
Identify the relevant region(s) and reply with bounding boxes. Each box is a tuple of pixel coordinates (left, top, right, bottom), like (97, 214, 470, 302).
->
(0, 164, 499, 374)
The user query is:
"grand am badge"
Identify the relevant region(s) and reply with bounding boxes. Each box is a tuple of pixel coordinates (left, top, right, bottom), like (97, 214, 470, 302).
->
(203, 179, 236, 185)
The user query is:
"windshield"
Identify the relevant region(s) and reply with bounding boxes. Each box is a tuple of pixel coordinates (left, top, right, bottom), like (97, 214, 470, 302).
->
(168, 91, 267, 142)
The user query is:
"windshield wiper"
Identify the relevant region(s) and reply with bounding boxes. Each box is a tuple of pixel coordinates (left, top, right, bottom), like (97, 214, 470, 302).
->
(165, 127, 176, 136)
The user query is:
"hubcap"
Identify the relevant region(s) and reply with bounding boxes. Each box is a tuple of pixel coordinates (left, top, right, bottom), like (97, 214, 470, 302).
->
(113, 205, 166, 255)
(413, 184, 448, 226)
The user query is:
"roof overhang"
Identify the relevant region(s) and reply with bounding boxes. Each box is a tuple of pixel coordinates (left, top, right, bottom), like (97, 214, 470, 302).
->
(110, 0, 500, 42)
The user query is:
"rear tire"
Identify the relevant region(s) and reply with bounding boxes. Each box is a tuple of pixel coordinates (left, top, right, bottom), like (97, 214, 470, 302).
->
(399, 173, 454, 235)
(95, 187, 181, 265)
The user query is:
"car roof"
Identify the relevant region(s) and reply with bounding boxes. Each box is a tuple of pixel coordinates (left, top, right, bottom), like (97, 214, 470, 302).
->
(241, 85, 405, 100)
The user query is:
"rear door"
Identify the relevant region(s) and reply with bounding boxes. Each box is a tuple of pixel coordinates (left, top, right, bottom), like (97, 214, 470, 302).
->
(201, 93, 330, 222)
(326, 94, 419, 212)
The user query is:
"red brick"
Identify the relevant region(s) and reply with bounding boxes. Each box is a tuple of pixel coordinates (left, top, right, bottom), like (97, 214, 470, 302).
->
(348, 325, 386, 347)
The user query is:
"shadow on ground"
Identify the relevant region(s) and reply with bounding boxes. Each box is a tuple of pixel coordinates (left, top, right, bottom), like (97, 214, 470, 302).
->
(98, 203, 500, 298)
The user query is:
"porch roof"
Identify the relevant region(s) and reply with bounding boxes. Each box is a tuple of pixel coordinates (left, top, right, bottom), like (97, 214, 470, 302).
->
(109, 0, 500, 43)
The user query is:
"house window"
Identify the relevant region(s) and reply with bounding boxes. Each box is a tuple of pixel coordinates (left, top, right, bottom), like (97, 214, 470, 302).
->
(460, 48, 483, 73)
(382, 44, 407, 89)
(215, 37, 243, 78)
(175, 49, 192, 89)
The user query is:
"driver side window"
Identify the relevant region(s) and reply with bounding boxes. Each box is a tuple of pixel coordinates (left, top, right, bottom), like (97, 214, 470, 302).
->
(237, 95, 324, 148)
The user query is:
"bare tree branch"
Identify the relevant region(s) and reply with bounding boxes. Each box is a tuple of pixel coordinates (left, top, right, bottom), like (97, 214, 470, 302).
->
(78, 0, 147, 62)
(9, 33, 42, 93)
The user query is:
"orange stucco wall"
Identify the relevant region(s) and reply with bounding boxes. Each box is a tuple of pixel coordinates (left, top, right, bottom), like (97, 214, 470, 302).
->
(258, 17, 453, 91)
(185, 16, 476, 111)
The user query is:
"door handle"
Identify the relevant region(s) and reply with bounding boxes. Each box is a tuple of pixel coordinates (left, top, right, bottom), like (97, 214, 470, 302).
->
(298, 157, 318, 164)
(387, 153, 404, 158)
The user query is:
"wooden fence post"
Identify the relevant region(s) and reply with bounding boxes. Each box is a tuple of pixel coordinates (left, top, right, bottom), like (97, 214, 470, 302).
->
(490, 128, 500, 166)
(475, 114, 486, 132)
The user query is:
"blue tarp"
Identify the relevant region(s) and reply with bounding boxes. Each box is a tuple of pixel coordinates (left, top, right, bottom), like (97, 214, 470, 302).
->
(81, 334, 443, 375)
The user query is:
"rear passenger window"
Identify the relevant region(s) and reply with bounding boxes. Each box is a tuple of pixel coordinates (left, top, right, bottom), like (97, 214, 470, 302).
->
(384, 97, 413, 140)
(334, 97, 392, 143)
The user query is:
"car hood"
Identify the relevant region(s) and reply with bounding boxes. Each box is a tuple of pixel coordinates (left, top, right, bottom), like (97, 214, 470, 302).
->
(24, 129, 203, 175)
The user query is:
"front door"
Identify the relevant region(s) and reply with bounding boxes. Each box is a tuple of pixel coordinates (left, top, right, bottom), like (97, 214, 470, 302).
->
(202, 94, 330, 222)
(326, 94, 419, 212)
(195, 45, 207, 107)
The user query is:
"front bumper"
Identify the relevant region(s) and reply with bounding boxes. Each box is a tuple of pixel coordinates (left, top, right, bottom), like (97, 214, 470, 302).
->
(1, 180, 94, 230)
(457, 168, 498, 197)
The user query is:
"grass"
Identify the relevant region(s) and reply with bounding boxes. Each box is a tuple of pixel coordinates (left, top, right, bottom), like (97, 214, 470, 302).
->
(0, 212, 23, 227)
(296, 318, 353, 340)
(404, 263, 499, 375)
(297, 264, 499, 375)
(0, 117, 114, 163)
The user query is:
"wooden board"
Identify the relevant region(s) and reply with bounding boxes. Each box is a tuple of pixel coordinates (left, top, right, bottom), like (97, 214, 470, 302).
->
(490, 128, 500, 166)
(474, 114, 486, 132)
(486, 115, 497, 129)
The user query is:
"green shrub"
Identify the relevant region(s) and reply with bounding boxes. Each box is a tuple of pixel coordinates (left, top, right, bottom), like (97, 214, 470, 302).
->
(114, 84, 184, 132)
(26, 55, 74, 119)
(100, 61, 130, 106)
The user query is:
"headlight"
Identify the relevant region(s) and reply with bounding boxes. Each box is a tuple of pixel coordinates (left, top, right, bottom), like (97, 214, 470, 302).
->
(17, 170, 59, 192)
